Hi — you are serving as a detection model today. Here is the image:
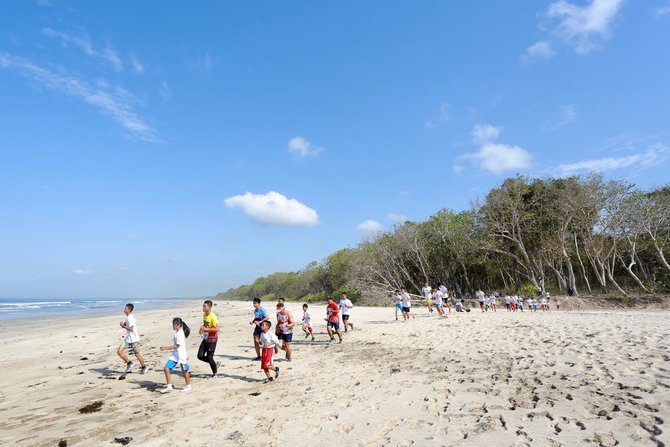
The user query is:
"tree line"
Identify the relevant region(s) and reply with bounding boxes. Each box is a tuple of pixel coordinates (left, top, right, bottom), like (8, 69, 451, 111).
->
(217, 174, 670, 304)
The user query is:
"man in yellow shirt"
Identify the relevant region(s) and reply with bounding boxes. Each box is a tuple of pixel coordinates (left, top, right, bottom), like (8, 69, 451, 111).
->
(198, 300, 221, 377)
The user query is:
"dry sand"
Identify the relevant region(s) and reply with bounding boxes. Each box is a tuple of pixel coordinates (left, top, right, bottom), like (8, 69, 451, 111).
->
(0, 301, 668, 446)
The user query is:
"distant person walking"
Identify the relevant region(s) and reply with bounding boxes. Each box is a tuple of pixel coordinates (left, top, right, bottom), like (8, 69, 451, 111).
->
(197, 300, 220, 378)
(476, 290, 485, 312)
(393, 290, 403, 320)
(249, 298, 270, 361)
(117, 303, 147, 375)
(339, 292, 354, 332)
(400, 288, 414, 320)
(422, 282, 433, 313)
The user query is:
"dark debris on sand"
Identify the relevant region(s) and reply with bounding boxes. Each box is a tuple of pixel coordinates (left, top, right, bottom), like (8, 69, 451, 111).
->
(113, 437, 133, 445)
(78, 401, 103, 414)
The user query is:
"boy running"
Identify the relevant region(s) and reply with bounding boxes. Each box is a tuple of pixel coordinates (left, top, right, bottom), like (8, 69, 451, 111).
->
(259, 321, 280, 382)
(400, 288, 414, 320)
(339, 292, 354, 332)
(276, 302, 295, 361)
(249, 298, 270, 361)
(302, 303, 314, 340)
(117, 303, 147, 374)
(198, 300, 220, 377)
(326, 296, 343, 343)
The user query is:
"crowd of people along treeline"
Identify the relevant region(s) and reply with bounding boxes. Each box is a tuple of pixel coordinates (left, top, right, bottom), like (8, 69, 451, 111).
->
(218, 174, 670, 305)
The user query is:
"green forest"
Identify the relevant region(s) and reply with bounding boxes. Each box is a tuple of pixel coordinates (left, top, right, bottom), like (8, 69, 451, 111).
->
(217, 174, 670, 304)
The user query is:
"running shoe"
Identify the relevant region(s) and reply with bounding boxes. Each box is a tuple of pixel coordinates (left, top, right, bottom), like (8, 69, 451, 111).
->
(160, 385, 173, 393)
(275, 367, 280, 379)
(180, 385, 192, 393)
(139, 366, 148, 375)
(125, 361, 135, 373)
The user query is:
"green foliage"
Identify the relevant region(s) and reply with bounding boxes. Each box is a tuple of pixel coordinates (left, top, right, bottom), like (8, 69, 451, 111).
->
(519, 283, 537, 298)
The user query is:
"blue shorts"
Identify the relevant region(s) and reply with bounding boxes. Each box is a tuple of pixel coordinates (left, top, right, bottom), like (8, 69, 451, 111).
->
(327, 321, 340, 330)
(395, 303, 402, 310)
(165, 359, 190, 372)
(278, 333, 293, 343)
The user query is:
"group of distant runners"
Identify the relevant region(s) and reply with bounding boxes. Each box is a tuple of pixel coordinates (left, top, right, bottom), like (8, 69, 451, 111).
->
(115, 293, 356, 391)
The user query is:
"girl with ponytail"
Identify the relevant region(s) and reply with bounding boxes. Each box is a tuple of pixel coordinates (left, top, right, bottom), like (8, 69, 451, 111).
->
(159, 317, 192, 393)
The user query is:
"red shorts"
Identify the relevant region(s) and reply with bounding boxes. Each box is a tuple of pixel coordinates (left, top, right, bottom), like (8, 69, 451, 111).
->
(261, 347, 274, 369)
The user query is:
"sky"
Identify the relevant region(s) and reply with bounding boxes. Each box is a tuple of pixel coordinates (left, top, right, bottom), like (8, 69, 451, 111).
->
(1, 1, 669, 299)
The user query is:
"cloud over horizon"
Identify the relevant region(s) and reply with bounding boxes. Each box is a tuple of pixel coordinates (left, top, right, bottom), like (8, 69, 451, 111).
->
(557, 144, 668, 175)
(357, 220, 383, 236)
(224, 191, 320, 227)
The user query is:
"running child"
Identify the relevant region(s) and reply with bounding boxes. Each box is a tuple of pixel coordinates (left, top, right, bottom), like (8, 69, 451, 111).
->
(400, 288, 414, 320)
(326, 296, 343, 342)
(422, 282, 433, 314)
(249, 298, 270, 361)
(276, 302, 294, 361)
(301, 303, 314, 340)
(159, 317, 192, 393)
(339, 292, 354, 332)
(117, 303, 147, 374)
(393, 290, 403, 320)
(259, 321, 280, 382)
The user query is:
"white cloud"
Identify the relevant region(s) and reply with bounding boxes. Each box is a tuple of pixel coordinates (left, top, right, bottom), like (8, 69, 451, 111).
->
(557, 144, 668, 175)
(425, 102, 450, 129)
(224, 191, 319, 227)
(288, 136, 324, 158)
(463, 124, 532, 174)
(130, 53, 144, 74)
(193, 51, 213, 76)
(357, 220, 383, 235)
(521, 41, 555, 63)
(72, 269, 91, 275)
(388, 213, 408, 224)
(0, 52, 156, 141)
(42, 28, 124, 71)
(452, 164, 465, 175)
(545, 0, 625, 54)
(656, 4, 670, 16)
(471, 124, 502, 144)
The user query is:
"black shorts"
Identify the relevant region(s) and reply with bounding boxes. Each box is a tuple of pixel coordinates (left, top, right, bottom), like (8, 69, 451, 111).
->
(342, 315, 350, 321)
(253, 324, 263, 337)
(402, 306, 410, 313)
(278, 333, 293, 343)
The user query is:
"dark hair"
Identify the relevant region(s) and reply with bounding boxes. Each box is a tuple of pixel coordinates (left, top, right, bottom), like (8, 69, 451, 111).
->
(303, 303, 308, 308)
(172, 317, 191, 338)
(278, 297, 285, 303)
(253, 298, 261, 304)
(261, 320, 271, 329)
(125, 303, 134, 312)
(204, 300, 213, 308)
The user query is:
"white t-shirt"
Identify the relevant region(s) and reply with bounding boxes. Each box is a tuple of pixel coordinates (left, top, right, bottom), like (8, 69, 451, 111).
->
(394, 294, 402, 305)
(422, 286, 432, 298)
(260, 331, 279, 348)
(477, 291, 485, 302)
(169, 329, 188, 364)
(303, 310, 312, 326)
(401, 292, 411, 308)
(439, 285, 447, 295)
(339, 298, 353, 316)
(123, 314, 139, 343)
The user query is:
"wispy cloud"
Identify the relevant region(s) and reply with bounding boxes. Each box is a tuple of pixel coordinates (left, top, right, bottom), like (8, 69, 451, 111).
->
(521, 41, 555, 63)
(130, 53, 144, 74)
(357, 220, 383, 236)
(193, 51, 213, 76)
(557, 143, 668, 175)
(523, 0, 625, 61)
(544, 104, 577, 130)
(0, 52, 157, 141)
(224, 191, 320, 227)
(42, 27, 123, 72)
(288, 136, 324, 158)
(656, 3, 670, 17)
(159, 81, 171, 104)
(72, 269, 92, 275)
(462, 124, 532, 174)
(425, 102, 450, 129)
(388, 213, 408, 224)
(452, 164, 465, 175)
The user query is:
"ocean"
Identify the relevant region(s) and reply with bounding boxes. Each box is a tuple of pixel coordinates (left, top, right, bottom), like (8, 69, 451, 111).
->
(0, 297, 193, 320)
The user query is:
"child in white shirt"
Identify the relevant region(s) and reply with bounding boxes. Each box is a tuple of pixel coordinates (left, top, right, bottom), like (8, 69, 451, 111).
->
(259, 321, 280, 382)
(159, 317, 192, 393)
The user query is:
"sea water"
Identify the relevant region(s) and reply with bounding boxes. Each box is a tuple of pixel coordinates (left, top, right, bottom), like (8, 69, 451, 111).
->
(0, 297, 191, 320)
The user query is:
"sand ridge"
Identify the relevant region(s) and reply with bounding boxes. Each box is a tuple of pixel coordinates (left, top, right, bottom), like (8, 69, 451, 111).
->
(0, 302, 668, 446)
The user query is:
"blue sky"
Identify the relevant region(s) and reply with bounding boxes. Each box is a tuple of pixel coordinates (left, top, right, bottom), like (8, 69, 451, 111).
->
(1, 1, 669, 298)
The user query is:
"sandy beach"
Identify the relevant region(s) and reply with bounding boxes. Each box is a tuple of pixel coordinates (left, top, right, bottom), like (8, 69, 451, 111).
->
(0, 301, 668, 446)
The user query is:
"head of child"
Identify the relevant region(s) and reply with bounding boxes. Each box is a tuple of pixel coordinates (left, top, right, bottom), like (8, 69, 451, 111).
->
(276, 302, 285, 314)
(302, 303, 308, 311)
(124, 303, 134, 315)
(253, 298, 261, 309)
(202, 300, 213, 315)
(260, 320, 271, 333)
(172, 317, 191, 338)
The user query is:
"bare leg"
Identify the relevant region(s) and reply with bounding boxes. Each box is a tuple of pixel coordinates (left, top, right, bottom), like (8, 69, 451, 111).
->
(254, 336, 261, 357)
(163, 367, 172, 385)
(117, 347, 129, 364)
(183, 370, 191, 386)
(135, 351, 146, 367)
